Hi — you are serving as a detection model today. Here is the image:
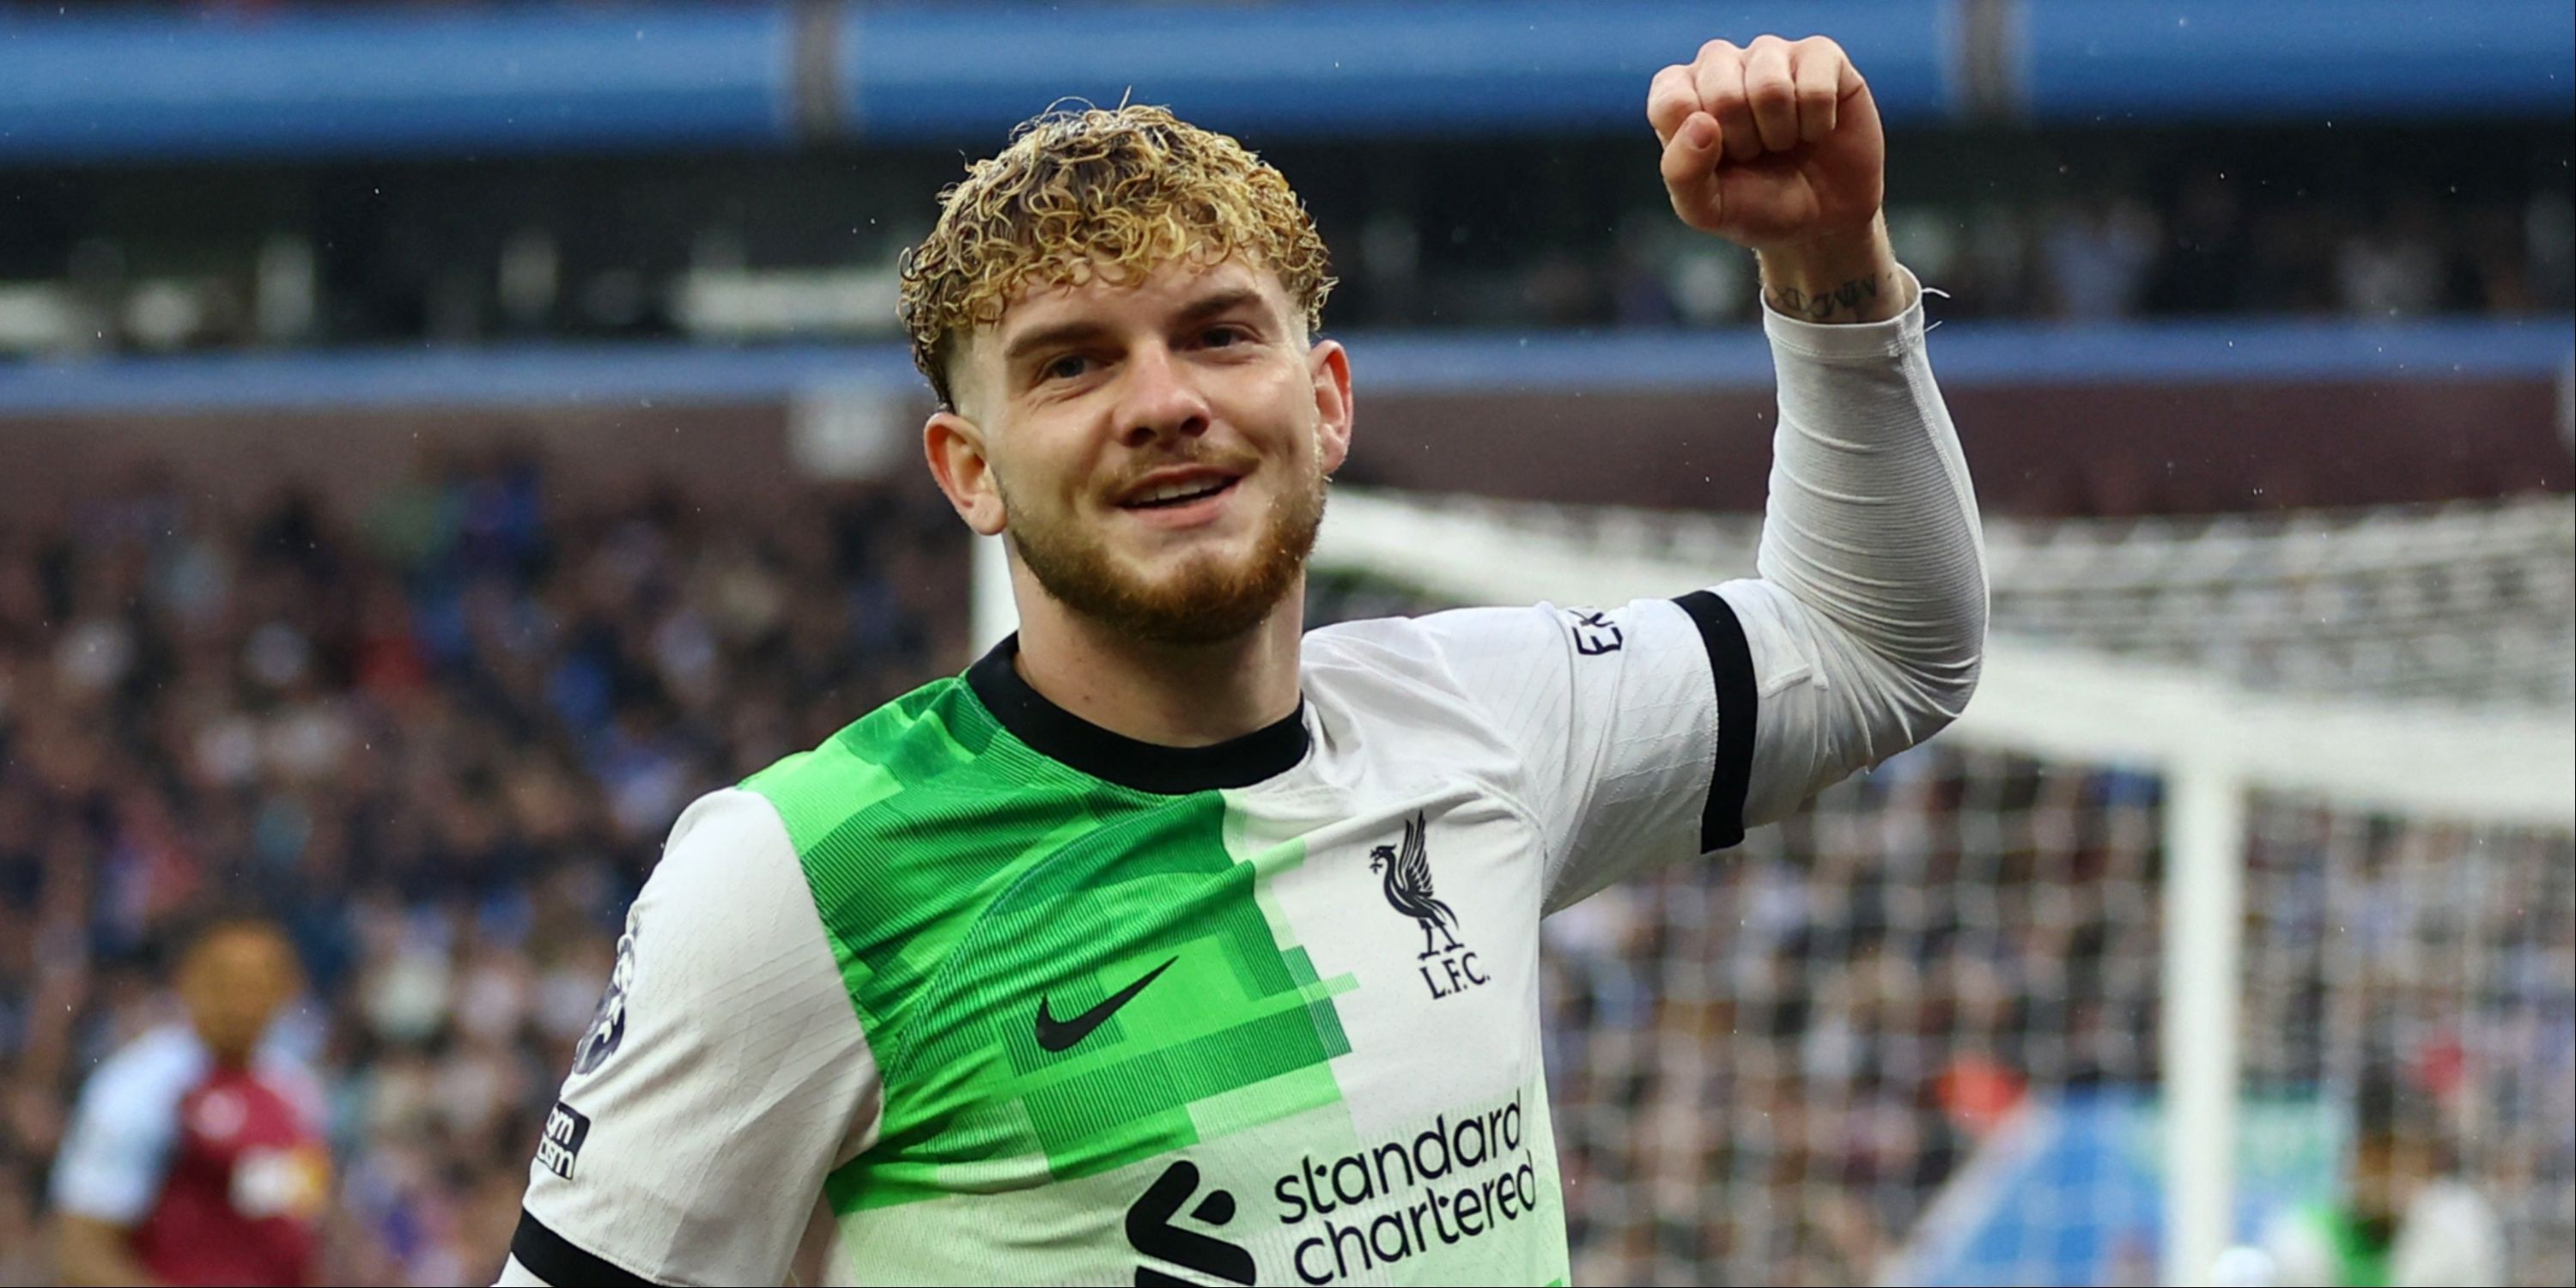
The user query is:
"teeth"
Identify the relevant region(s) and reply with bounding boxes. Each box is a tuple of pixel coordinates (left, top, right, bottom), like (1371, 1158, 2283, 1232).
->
(1132, 478, 1227, 506)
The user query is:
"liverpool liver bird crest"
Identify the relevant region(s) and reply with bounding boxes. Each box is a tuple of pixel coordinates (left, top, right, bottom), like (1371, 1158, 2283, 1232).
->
(1370, 812, 1462, 959)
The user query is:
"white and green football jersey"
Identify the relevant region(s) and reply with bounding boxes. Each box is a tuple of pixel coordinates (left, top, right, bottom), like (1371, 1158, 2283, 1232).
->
(503, 283, 1984, 1286)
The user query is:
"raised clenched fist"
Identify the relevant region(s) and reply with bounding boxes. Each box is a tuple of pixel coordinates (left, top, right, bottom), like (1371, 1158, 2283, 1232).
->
(1648, 34, 1885, 254)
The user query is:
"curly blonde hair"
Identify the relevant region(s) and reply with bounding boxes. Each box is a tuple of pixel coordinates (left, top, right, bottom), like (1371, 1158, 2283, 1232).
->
(897, 103, 1335, 410)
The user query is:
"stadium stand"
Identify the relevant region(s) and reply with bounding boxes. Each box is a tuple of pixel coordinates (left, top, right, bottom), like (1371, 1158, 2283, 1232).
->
(0, 456, 966, 1280)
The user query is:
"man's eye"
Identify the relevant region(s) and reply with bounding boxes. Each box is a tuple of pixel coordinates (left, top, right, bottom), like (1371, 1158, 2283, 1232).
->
(1042, 355, 1090, 382)
(1201, 326, 1248, 348)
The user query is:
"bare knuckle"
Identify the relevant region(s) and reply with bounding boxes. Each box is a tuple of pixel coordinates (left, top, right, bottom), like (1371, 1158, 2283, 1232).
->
(1698, 38, 1739, 60)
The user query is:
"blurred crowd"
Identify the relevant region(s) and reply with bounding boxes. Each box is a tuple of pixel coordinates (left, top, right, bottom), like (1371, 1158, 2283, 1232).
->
(5, 148, 2567, 356)
(1513, 744, 2573, 1286)
(0, 453, 966, 1283)
(1349, 183, 2573, 333)
(1531, 743, 2168, 1285)
(2240, 805, 2576, 1288)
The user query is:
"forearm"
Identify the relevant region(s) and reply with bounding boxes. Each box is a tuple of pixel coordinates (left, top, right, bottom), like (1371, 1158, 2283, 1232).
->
(1756, 212, 1908, 325)
(1724, 252, 1988, 823)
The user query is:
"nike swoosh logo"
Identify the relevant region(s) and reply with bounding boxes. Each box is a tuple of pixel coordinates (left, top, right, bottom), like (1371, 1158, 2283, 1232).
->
(1036, 957, 1178, 1053)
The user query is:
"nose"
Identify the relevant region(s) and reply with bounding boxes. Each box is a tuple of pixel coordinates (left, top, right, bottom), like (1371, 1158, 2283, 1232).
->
(1115, 342, 1212, 449)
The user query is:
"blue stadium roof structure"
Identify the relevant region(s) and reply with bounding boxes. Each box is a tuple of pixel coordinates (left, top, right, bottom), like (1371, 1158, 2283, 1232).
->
(0, 1, 2567, 163)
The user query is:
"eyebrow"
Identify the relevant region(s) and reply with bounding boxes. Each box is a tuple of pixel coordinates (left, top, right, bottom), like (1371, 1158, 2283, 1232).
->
(999, 286, 1273, 368)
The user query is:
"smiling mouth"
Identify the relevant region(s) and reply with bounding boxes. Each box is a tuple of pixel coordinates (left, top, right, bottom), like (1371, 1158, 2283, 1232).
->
(1120, 477, 1239, 510)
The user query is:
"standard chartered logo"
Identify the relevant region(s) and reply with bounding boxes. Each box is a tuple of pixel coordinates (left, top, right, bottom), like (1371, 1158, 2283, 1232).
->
(1127, 1160, 1255, 1285)
(1278, 1092, 1539, 1285)
(1128, 1093, 1541, 1285)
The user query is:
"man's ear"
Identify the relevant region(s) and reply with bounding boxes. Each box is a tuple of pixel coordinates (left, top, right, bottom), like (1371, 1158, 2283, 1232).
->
(1309, 338, 1354, 476)
(924, 410, 1008, 537)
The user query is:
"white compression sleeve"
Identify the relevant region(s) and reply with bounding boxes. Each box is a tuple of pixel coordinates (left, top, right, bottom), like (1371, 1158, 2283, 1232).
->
(1717, 266, 1990, 829)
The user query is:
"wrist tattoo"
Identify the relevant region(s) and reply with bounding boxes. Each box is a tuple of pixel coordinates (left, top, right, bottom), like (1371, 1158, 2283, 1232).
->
(1767, 273, 1882, 321)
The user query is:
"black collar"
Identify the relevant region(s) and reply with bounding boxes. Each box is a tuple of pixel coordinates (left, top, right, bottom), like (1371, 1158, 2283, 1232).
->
(965, 635, 1311, 794)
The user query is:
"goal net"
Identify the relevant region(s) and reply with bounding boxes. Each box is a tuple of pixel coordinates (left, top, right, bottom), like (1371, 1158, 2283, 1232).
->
(1294, 489, 2575, 1287)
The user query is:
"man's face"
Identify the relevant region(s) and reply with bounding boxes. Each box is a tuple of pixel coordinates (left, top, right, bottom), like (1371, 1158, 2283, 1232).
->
(179, 925, 301, 1066)
(929, 257, 1352, 647)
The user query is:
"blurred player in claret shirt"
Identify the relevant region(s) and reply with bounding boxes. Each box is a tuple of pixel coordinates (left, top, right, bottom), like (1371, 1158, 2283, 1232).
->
(49, 913, 330, 1286)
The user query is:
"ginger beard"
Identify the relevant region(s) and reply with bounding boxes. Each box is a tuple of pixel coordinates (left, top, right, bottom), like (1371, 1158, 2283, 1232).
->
(995, 440, 1328, 648)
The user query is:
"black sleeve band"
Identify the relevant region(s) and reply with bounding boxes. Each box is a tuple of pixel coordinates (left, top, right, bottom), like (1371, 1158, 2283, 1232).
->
(1674, 590, 1759, 853)
(510, 1209, 659, 1287)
